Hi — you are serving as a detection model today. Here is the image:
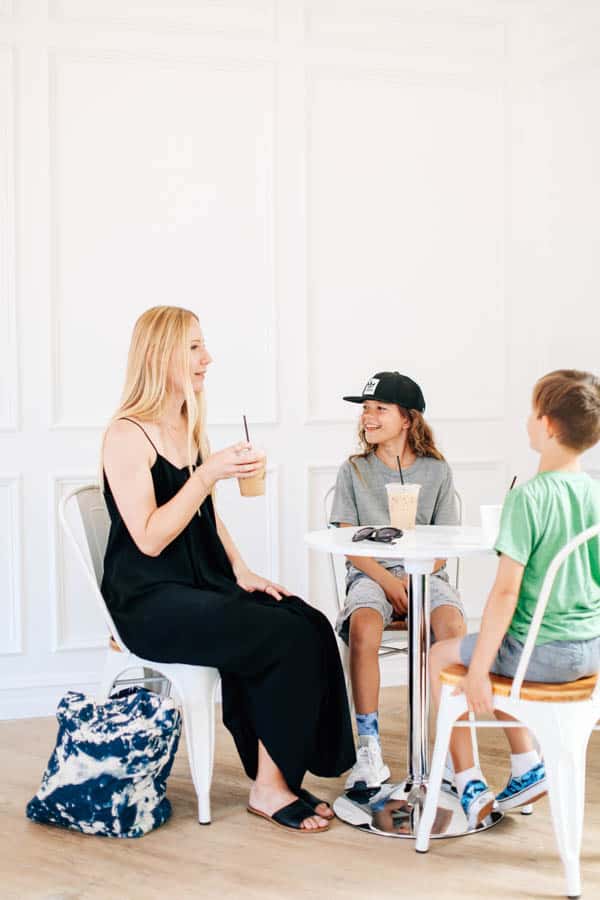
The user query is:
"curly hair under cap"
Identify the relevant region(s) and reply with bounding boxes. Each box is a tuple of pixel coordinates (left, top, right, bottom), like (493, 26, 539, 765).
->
(349, 407, 444, 476)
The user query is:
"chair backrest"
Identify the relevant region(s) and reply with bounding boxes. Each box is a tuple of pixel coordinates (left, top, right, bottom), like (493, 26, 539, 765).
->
(323, 486, 348, 613)
(58, 484, 128, 651)
(511, 523, 600, 700)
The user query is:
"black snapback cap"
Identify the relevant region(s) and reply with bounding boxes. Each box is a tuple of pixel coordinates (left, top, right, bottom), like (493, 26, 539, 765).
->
(343, 371, 426, 412)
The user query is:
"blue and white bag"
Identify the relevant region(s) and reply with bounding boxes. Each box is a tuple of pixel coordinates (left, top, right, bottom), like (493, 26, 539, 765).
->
(26, 687, 181, 837)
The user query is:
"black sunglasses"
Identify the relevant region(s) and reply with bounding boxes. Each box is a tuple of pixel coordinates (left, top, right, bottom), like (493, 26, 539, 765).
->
(352, 526, 404, 544)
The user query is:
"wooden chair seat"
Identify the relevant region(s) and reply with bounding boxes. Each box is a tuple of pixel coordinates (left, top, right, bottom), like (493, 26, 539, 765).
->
(441, 663, 598, 703)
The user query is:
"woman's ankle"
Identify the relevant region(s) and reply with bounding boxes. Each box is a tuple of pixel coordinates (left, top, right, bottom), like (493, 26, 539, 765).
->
(252, 774, 289, 794)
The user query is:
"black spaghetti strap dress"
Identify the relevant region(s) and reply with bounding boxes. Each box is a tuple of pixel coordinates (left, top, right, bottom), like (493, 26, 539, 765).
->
(101, 421, 355, 793)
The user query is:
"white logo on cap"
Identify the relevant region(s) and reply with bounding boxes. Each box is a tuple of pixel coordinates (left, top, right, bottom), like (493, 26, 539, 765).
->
(363, 378, 380, 396)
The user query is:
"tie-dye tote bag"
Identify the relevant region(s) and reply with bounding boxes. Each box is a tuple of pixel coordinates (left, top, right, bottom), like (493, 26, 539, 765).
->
(26, 687, 181, 837)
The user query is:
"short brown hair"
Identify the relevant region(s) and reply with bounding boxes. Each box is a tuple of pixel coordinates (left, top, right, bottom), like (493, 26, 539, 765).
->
(533, 369, 600, 452)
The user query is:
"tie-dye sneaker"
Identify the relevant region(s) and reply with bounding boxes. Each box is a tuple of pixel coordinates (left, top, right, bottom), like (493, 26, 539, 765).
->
(496, 762, 547, 812)
(460, 780, 496, 829)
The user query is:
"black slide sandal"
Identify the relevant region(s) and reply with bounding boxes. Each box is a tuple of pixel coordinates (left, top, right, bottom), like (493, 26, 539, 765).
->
(247, 798, 330, 833)
(298, 788, 334, 817)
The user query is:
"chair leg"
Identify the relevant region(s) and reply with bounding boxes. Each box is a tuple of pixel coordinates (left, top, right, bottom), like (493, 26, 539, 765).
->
(536, 719, 588, 899)
(338, 639, 355, 723)
(98, 650, 133, 701)
(416, 690, 465, 853)
(520, 732, 542, 815)
(174, 668, 219, 825)
(469, 720, 480, 768)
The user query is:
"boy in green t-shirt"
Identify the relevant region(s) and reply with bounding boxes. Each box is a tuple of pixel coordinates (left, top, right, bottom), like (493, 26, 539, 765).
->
(430, 369, 600, 828)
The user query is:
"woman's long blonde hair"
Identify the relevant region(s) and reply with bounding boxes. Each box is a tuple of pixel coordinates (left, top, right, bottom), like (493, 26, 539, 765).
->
(102, 306, 210, 478)
(350, 407, 444, 475)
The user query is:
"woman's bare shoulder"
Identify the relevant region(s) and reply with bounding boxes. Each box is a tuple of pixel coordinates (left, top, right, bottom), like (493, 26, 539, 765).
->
(103, 418, 155, 465)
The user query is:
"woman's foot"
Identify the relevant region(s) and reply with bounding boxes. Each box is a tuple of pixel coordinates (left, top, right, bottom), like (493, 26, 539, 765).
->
(249, 783, 329, 830)
(298, 788, 334, 819)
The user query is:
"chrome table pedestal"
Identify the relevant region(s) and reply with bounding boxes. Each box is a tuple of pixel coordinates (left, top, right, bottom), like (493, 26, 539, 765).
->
(332, 561, 503, 839)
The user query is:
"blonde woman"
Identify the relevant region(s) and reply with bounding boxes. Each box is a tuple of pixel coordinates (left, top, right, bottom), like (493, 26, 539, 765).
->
(101, 306, 354, 833)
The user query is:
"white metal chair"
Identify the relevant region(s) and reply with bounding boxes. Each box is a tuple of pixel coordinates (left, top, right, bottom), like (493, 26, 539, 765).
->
(416, 523, 600, 899)
(58, 484, 220, 825)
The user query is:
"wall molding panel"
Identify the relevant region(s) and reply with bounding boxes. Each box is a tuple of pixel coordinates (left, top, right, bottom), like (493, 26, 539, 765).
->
(304, 61, 506, 425)
(0, 46, 18, 432)
(0, 475, 23, 656)
(49, 0, 277, 39)
(48, 50, 279, 430)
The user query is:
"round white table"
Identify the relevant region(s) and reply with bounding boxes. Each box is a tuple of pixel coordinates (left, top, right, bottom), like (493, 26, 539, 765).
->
(305, 524, 503, 839)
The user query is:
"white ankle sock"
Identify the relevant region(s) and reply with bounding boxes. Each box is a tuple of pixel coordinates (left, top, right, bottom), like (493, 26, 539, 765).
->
(455, 766, 485, 797)
(510, 750, 540, 778)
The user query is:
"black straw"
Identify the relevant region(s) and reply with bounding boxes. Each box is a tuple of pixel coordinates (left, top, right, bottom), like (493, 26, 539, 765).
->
(396, 455, 404, 485)
(243, 415, 250, 443)
(509, 475, 517, 491)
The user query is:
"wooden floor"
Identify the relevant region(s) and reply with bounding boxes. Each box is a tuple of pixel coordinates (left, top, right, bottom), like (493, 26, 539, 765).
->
(3, 686, 600, 900)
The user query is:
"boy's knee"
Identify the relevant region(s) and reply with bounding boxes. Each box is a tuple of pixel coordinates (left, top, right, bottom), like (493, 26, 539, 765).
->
(349, 608, 383, 652)
(429, 637, 458, 672)
(432, 608, 467, 643)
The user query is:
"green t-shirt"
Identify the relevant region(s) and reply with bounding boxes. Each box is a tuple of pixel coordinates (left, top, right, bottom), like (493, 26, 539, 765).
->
(495, 472, 600, 645)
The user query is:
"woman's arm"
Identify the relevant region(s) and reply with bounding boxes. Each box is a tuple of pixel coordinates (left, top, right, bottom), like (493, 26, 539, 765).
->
(215, 510, 291, 601)
(103, 420, 260, 557)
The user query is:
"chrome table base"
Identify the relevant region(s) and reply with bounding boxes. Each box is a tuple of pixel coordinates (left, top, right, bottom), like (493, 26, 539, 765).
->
(333, 781, 503, 839)
(334, 566, 504, 840)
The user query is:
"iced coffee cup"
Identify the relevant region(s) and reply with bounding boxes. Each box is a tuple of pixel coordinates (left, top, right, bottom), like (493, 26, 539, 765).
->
(238, 448, 267, 497)
(386, 483, 421, 530)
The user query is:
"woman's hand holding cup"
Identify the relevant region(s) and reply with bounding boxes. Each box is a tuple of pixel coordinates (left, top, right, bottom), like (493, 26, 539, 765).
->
(197, 442, 265, 490)
(237, 445, 267, 497)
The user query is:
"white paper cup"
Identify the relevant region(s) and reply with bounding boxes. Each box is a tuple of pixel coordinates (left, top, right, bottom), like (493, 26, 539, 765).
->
(480, 504, 503, 546)
(386, 483, 421, 530)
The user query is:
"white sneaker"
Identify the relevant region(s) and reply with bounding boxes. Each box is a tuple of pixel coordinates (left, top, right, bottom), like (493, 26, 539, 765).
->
(441, 757, 457, 796)
(345, 736, 391, 790)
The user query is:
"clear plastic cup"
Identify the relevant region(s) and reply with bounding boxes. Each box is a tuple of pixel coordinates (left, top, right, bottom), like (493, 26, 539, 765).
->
(480, 504, 503, 546)
(386, 483, 421, 530)
(238, 448, 267, 497)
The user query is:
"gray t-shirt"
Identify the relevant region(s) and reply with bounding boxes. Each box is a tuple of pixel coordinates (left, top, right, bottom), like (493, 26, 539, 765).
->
(330, 453, 459, 571)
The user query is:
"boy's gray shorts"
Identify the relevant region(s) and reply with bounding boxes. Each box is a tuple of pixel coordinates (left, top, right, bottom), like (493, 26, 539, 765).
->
(336, 564, 464, 645)
(460, 631, 600, 682)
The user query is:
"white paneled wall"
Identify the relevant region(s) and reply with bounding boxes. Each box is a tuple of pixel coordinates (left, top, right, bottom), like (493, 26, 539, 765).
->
(0, 47, 17, 432)
(1, 0, 600, 718)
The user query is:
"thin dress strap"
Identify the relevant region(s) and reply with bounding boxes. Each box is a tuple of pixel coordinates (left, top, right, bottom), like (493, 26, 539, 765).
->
(119, 417, 159, 455)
